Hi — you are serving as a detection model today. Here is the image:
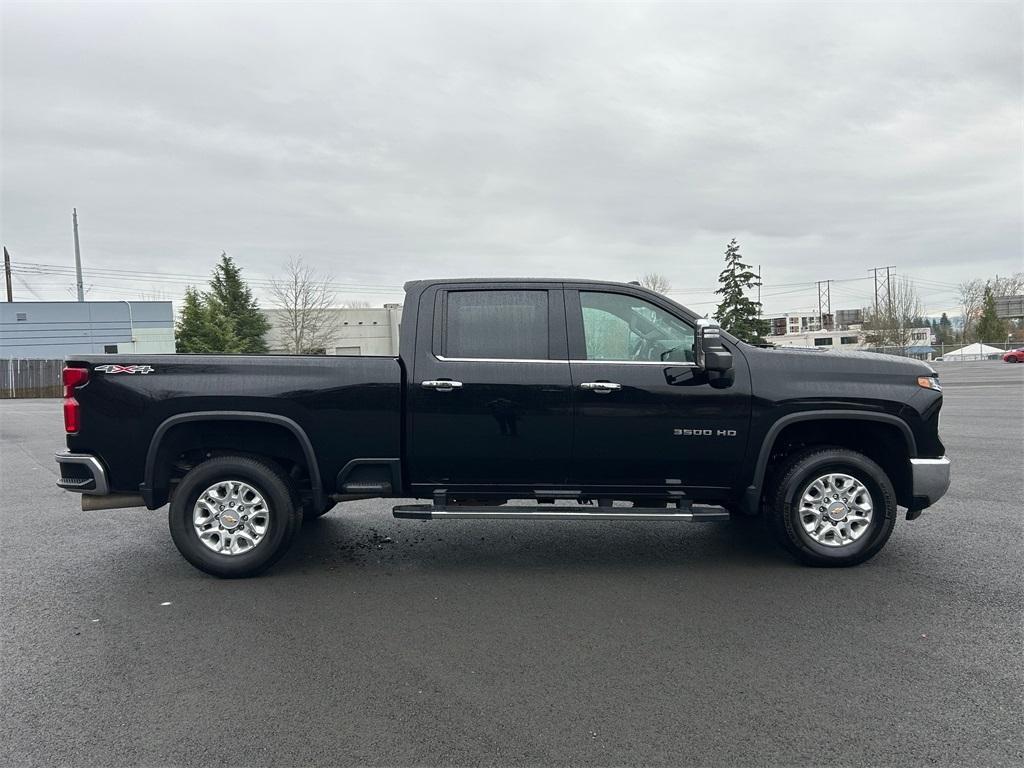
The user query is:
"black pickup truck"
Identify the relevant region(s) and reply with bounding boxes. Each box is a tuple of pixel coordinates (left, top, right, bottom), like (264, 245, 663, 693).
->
(55, 278, 950, 577)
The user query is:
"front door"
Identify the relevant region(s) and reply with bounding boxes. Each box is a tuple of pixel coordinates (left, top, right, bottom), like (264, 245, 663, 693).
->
(565, 287, 751, 493)
(408, 284, 573, 493)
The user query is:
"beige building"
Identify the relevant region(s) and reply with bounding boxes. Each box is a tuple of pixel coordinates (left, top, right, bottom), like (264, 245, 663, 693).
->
(770, 325, 933, 353)
(264, 304, 403, 356)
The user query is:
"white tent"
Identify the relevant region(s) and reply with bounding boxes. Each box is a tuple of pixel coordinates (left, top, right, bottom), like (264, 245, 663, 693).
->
(939, 343, 1004, 361)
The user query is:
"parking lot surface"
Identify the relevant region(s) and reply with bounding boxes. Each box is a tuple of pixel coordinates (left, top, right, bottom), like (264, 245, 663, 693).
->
(1, 361, 1021, 767)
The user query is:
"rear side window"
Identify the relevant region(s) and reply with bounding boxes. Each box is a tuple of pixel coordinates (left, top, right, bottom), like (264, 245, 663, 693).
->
(444, 290, 549, 359)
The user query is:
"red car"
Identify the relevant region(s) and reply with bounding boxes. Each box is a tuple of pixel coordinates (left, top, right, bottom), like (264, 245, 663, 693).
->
(1003, 347, 1024, 363)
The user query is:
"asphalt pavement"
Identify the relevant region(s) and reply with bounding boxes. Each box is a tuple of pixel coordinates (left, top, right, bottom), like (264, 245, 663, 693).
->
(1, 361, 1021, 767)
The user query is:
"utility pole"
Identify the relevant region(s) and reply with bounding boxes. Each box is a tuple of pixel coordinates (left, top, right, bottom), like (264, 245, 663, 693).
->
(3, 246, 12, 302)
(757, 264, 762, 317)
(73, 208, 84, 302)
(872, 266, 895, 318)
(817, 279, 831, 330)
(885, 266, 894, 318)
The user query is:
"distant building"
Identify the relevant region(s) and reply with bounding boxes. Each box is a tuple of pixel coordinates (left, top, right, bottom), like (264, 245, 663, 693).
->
(834, 308, 863, 327)
(768, 312, 834, 336)
(765, 305, 933, 356)
(771, 330, 864, 349)
(0, 301, 175, 359)
(768, 308, 867, 337)
(263, 304, 403, 355)
(771, 325, 934, 356)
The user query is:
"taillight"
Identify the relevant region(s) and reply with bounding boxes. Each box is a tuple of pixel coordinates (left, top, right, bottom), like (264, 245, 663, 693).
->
(62, 367, 89, 433)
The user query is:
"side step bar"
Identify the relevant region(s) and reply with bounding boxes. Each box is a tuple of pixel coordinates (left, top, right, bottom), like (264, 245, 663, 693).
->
(393, 504, 730, 522)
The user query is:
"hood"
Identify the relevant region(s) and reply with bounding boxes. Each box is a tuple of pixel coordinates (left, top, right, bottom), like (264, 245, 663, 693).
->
(744, 345, 936, 378)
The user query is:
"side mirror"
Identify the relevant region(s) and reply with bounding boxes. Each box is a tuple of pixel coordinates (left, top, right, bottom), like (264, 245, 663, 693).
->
(696, 319, 734, 373)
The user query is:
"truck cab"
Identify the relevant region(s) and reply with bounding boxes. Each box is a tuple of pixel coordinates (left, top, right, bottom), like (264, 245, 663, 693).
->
(403, 279, 749, 502)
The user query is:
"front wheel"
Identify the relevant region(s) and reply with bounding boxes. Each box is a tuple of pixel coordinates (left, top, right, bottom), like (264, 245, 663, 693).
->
(767, 447, 897, 567)
(168, 455, 302, 578)
(1008, 356, 1019, 363)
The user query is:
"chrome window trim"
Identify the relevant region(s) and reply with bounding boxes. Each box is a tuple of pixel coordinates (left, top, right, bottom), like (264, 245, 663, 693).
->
(434, 354, 696, 367)
(571, 359, 697, 367)
(435, 355, 565, 364)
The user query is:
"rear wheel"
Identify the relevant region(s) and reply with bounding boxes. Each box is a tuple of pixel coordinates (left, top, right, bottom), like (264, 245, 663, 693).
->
(168, 455, 302, 578)
(767, 447, 897, 567)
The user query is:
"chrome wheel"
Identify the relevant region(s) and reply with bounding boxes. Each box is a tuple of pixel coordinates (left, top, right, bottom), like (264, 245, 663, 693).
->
(192, 480, 270, 555)
(797, 472, 873, 547)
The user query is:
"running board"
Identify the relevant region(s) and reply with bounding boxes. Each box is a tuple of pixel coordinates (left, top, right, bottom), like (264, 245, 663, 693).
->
(392, 504, 730, 522)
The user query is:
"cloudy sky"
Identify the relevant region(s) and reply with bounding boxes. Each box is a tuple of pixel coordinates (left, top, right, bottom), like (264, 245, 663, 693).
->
(1, 1, 1021, 316)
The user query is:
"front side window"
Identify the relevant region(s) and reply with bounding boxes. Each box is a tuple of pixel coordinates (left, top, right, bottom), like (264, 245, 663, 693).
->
(580, 291, 695, 362)
(445, 290, 549, 359)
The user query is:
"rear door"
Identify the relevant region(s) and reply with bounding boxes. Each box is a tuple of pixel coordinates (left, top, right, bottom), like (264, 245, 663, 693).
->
(565, 286, 751, 492)
(407, 283, 572, 492)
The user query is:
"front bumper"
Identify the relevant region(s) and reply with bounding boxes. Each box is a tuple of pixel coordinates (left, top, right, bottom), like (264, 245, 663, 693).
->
(55, 452, 109, 495)
(909, 456, 951, 510)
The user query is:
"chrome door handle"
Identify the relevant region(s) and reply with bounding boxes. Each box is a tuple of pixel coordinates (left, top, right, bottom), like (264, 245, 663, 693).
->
(421, 379, 463, 391)
(580, 381, 622, 393)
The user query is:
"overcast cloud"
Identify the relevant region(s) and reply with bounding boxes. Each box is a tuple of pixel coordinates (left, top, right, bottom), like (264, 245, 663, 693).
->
(1, 1, 1021, 316)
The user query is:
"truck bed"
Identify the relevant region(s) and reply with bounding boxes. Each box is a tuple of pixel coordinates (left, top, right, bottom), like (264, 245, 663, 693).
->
(65, 353, 404, 502)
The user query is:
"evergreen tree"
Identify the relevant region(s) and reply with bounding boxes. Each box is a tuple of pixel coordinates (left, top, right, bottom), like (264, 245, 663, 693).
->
(207, 252, 270, 353)
(714, 239, 769, 343)
(934, 312, 954, 345)
(975, 287, 1007, 343)
(176, 286, 242, 353)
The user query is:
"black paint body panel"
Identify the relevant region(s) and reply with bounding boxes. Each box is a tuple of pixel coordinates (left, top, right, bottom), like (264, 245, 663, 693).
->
(65, 354, 402, 502)
(64, 278, 944, 510)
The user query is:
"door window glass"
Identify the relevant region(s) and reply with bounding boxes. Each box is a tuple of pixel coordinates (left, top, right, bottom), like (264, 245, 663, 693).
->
(580, 292, 695, 362)
(445, 290, 549, 359)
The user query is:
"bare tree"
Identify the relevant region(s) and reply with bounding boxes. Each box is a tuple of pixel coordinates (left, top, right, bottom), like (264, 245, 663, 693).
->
(959, 279, 986, 342)
(863, 275, 924, 348)
(959, 272, 1023, 342)
(640, 272, 671, 294)
(268, 257, 339, 354)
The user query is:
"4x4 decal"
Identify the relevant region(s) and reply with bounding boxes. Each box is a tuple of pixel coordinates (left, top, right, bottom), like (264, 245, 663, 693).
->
(94, 364, 154, 374)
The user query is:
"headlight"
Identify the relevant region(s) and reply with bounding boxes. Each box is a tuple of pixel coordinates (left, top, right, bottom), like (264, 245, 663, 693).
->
(917, 376, 942, 392)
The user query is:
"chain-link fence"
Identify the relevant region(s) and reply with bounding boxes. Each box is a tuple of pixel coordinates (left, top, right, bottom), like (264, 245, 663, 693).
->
(1, 358, 63, 398)
(861, 341, 1022, 362)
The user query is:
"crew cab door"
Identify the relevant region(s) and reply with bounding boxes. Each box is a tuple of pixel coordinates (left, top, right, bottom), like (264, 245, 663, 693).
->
(565, 287, 751, 492)
(407, 283, 572, 492)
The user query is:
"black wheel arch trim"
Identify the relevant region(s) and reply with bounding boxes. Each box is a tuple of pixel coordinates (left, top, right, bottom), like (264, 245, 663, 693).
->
(741, 410, 917, 514)
(141, 411, 324, 510)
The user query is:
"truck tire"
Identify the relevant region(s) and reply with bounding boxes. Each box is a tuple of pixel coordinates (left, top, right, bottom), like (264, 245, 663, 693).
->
(767, 447, 897, 567)
(168, 455, 302, 578)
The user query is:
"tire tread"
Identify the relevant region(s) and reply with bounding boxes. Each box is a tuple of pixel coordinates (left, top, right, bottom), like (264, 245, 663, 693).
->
(168, 455, 302, 578)
(766, 446, 897, 567)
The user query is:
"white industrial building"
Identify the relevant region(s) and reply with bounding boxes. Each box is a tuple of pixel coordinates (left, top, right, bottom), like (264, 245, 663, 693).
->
(766, 307, 933, 356)
(263, 304, 403, 356)
(770, 326, 933, 351)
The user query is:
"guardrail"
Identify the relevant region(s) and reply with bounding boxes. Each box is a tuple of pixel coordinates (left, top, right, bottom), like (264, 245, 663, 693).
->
(1, 358, 63, 398)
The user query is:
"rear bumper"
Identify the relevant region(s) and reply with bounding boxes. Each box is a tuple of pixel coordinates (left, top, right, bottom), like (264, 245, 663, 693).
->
(909, 456, 951, 510)
(55, 452, 109, 495)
